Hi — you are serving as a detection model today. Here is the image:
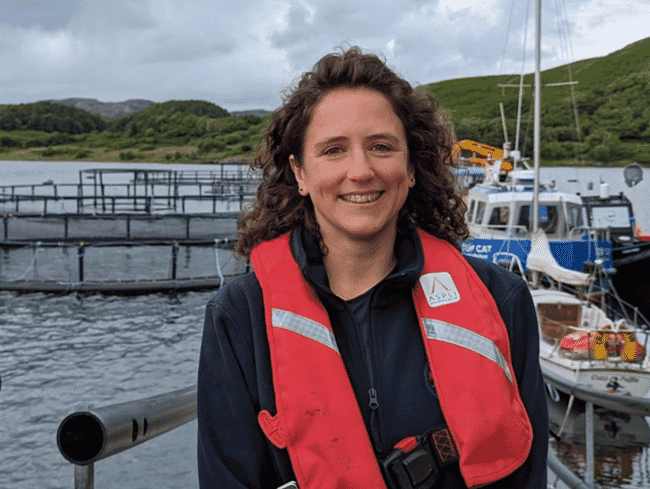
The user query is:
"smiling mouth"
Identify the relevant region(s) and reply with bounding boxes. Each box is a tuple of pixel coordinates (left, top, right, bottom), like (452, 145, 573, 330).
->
(339, 192, 383, 203)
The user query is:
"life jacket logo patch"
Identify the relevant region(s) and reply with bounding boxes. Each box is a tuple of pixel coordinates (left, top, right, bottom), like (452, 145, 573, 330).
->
(419, 272, 460, 308)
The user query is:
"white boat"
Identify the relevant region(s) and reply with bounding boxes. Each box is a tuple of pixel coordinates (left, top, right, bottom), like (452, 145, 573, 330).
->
(456, 0, 615, 274)
(461, 165, 613, 272)
(524, 231, 650, 397)
(534, 287, 650, 396)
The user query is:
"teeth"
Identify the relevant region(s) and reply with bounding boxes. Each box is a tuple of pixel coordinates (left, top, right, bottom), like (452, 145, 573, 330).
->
(340, 192, 381, 203)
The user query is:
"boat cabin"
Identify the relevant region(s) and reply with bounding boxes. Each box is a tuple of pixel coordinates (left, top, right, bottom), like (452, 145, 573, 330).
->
(581, 193, 637, 245)
(466, 170, 584, 240)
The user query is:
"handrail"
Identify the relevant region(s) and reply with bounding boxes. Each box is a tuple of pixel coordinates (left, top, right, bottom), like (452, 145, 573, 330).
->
(57, 370, 649, 487)
(57, 386, 196, 466)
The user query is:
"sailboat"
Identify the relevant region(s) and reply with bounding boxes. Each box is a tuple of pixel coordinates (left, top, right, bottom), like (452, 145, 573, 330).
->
(459, 1, 650, 396)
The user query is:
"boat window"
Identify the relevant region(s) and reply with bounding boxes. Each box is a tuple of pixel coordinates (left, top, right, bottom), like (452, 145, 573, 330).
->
(538, 205, 558, 234)
(475, 201, 486, 225)
(566, 204, 583, 230)
(467, 199, 476, 223)
(518, 205, 530, 229)
(518, 205, 559, 234)
(488, 206, 510, 226)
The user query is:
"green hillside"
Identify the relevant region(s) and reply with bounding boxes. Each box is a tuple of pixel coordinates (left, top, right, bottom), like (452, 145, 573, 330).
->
(0, 98, 267, 162)
(0, 102, 107, 134)
(421, 36, 650, 164)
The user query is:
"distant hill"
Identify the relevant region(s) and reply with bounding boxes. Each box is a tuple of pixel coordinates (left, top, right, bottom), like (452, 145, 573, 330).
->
(42, 98, 155, 119)
(230, 109, 273, 117)
(0, 101, 107, 133)
(108, 100, 231, 135)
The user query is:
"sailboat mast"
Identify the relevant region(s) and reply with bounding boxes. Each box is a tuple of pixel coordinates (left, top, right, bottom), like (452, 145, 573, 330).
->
(532, 0, 541, 233)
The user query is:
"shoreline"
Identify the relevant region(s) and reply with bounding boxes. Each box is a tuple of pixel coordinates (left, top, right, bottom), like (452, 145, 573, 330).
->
(0, 156, 644, 168)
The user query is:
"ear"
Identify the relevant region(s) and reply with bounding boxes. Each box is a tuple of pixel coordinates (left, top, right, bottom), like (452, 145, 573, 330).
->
(407, 164, 416, 188)
(289, 154, 308, 196)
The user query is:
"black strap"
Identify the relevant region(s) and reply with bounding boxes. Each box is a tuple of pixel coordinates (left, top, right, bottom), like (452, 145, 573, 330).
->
(380, 425, 459, 489)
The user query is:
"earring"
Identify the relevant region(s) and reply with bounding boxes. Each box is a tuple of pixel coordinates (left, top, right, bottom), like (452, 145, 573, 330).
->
(299, 187, 304, 193)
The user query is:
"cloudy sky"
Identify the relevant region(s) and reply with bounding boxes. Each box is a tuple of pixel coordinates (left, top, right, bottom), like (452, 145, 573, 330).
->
(1, 0, 648, 112)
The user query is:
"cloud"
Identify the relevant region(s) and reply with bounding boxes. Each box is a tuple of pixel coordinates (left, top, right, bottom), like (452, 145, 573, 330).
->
(0, 0, 649, 111)
(136, 32, 236, 64)
(0, 0, 83, 30)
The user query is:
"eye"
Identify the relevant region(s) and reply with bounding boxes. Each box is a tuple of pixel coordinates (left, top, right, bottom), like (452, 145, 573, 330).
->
(372, 143, 393, 153)
(323, 146, 344, 156)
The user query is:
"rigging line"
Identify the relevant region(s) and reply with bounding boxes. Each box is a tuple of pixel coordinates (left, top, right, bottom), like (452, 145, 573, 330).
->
(515, 0, 532, 153)
(553, 0, 584, 167)
(498, 0, 519, 78)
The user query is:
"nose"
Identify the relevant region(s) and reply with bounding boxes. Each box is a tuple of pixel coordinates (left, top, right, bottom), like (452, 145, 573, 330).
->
(346, 146, 374, 182)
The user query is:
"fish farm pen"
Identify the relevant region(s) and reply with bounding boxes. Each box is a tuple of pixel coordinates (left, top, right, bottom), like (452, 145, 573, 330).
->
(0, 164, 259, 293)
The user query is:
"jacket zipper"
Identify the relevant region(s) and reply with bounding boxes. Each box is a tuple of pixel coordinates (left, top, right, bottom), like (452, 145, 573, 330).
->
(368, 387, 382, 452)
(364, 292, 382, 454)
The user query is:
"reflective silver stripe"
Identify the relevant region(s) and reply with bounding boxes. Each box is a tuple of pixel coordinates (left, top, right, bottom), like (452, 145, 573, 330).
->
(423, 318, 513, 383)
(272, 309, 339, 354)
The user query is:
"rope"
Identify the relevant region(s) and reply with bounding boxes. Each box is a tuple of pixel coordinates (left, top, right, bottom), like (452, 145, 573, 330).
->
(215, 239, 225, 288)
(3, 242, 42, 282)
(556, 394, 575, 438)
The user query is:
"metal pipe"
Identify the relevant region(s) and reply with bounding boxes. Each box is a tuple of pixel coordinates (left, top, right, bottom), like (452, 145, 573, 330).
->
(57, 386, 196, 465)
(74, 463, 94, 489)
(585, 402, 594, 487)
(532, 0, 541, 233)
(547, 450, 591, 489)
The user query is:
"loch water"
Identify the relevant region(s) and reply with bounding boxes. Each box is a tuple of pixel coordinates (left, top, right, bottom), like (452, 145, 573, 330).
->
(1, 161, 650, 489)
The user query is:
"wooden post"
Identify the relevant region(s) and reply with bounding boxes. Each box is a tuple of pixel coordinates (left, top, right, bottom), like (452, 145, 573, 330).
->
(171, 241, 179, 279)
(78, 242, 85, 282)
(133, 171, 138, 211)
(100, 172, 105, 212)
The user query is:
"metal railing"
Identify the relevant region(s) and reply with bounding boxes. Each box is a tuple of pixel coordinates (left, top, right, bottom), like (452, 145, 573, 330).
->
(57, 386, 197, 489)
(57, 368, 650, 489)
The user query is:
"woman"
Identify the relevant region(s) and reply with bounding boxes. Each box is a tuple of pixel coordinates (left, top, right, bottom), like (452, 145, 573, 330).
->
(197, 47, 548, 489)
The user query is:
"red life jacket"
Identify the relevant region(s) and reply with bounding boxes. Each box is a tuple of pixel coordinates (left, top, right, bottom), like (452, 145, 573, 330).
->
(251, 230, 533, 489)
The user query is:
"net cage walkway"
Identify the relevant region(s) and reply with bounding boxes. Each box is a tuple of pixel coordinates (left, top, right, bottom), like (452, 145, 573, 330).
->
(0, 166, 257, 293)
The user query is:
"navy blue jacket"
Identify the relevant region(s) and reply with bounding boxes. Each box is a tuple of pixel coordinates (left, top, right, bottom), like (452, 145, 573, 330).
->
(197, 226, 548, 488)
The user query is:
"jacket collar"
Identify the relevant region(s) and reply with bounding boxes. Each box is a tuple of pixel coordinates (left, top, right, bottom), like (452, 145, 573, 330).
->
(289, 223, 424, 299)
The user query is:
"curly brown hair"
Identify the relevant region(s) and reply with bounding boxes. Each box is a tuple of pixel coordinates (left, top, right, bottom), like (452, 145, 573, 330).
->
(235, 46, 468, 259)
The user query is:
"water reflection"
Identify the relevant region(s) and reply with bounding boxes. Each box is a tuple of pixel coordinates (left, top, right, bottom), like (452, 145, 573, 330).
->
(548, 391, 650, 488)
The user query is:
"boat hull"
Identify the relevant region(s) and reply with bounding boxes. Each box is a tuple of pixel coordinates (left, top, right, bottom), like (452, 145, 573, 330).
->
(539, 355, 650, 397)
(461, 237, 612, 271)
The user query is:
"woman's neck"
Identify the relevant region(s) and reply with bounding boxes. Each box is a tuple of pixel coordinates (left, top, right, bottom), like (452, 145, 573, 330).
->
(322, 232, 398, 301)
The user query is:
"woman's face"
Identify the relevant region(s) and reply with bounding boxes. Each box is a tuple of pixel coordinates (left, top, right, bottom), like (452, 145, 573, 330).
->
(290, 87, 414, 247)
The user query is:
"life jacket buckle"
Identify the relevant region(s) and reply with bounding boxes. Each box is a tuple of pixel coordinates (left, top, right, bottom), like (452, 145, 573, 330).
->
(380, 425, 459, 489)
